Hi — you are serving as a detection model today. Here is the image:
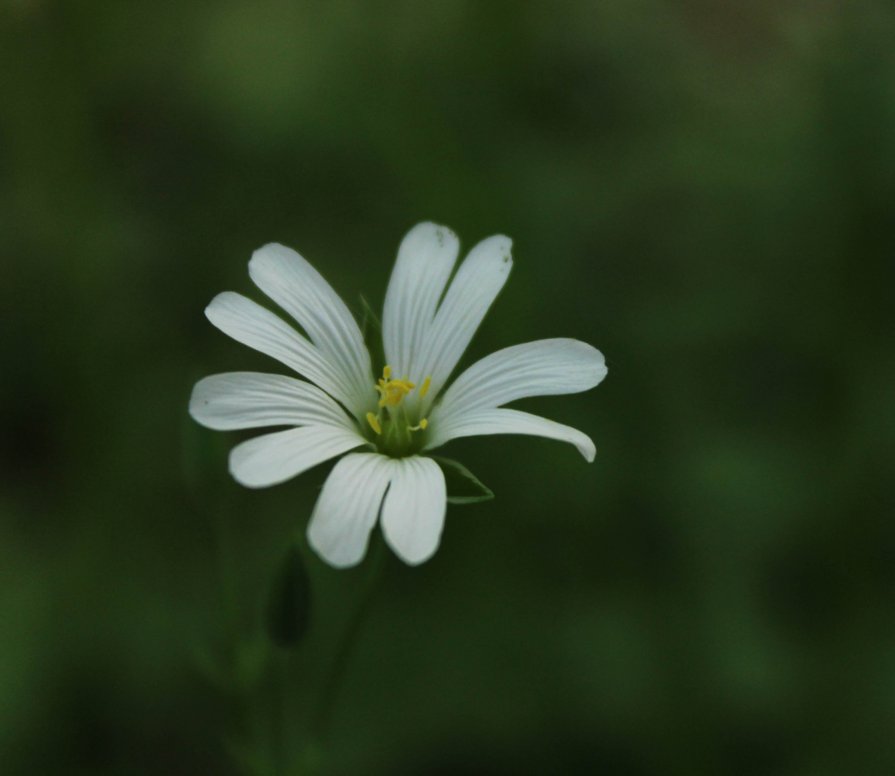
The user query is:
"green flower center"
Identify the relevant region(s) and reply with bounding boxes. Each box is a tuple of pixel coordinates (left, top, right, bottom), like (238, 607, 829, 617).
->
(364, 365, 431, 457)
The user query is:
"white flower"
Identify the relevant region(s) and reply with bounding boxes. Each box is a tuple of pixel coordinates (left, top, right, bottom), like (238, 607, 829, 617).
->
(189, 223, 607, 568)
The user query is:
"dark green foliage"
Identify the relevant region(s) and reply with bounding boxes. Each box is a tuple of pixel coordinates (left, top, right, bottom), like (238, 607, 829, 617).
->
(265, 545, 311, 649)
(2, 2, 895, 775)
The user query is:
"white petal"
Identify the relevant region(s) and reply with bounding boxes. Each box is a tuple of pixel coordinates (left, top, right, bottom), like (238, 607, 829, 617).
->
(435, 339, 606, 419)
(229, 425, 366, 489)
(382, 222, 459, 378)
(249, 243, 373, 409)
(189, 372, 356, 431)
(425, 407, 596, 462)
(205, 292, 364, 413)
(380, 456, 447, 566)
(414, 235, 513, 410)
(307, 453, 392, 568)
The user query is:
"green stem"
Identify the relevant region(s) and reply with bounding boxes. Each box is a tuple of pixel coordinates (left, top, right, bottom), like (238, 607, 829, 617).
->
(310, 536, 388, 744)
(274, 652, 290, 776)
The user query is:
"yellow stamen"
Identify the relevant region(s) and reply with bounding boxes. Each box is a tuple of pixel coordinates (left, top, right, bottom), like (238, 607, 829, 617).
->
(419, 376, 432, 398)
(375, 364, 416, 407)
(366, 412, 382, 435)
(419, 418, 428, 430)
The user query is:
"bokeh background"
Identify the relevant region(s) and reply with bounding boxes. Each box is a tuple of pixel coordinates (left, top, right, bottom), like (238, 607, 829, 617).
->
(3, 1, 894, 774)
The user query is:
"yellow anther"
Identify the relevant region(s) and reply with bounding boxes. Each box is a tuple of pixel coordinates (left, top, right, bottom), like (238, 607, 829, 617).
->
(366, 412, 382, 435)
(419, 418, 428, 430)
(373, 365, 426, 411)
(376, 377, 415, 407)
(419, 376, 432, 398)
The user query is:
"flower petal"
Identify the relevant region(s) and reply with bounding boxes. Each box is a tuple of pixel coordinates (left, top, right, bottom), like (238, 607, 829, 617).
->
(414, 235, 513, 409)
(425, 407, 596, 462)
(229, 425, 366, 489)
(307, 453, 392, 568)
(381, 456, 447, 566)
(205, 292, 361, 412)
(189, 372, 356, 431)
(249, 243, 373, 409)
(382, 222, 459, 379)
(434, 339, 607, 419)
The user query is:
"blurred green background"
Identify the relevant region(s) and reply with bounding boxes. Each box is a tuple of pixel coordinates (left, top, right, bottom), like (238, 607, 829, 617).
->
(2, 1, 894, 774)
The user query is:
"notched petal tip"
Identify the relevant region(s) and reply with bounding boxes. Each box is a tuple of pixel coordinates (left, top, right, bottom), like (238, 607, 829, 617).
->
(407, 220, 454, 236)
(399, 221, 460, 259)
(476, 234, 513, 267)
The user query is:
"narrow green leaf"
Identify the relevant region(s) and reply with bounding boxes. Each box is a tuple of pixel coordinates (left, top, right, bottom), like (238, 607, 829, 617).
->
(432, 456, 495, 505)
(265, 544, 311, 649)
(359, 294, 382, 335)
(359, 295, 384, 367)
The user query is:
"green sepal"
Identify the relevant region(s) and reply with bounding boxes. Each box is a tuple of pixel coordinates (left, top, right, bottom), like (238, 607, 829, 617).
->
(359, 295, 384, 367)
(264, 543, 311, 649)
(432, 456, 495, 505)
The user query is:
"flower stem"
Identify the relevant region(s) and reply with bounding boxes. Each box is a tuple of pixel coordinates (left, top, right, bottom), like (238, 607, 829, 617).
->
(310, 534, 388, 744)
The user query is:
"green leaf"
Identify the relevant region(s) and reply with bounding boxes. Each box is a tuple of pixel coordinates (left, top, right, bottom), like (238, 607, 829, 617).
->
(432, 456, 495, 505)
(264, 544, 311, 649)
